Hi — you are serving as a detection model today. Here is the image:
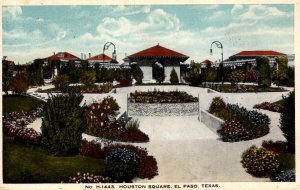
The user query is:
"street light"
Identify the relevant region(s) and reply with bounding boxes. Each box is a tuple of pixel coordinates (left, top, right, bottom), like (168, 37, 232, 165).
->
(103, 42, 117, 64)
(210, 41, 224, 90)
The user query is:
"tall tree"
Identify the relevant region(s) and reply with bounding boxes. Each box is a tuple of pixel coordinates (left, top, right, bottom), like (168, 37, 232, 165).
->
(272, 57, 288, 87)
(26, 59, 44, 86)
(153, 63, 165, 84)
(132, 64, 143, 84)
(2, 60, 14, 94)
(170, 68, 179, 84)
(256, 57, 271, 87)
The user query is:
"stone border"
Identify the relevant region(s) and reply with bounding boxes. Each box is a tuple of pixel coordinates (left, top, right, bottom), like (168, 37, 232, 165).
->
(199, 110, 224, 134)
(128, 102, 199, 116)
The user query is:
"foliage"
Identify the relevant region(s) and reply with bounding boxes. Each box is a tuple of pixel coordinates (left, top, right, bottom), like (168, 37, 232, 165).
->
(245, 69, 258, 82)
(205, 68, 217, 82)
(274, 170, 295, 182)
(85, 96, 123, 140)
(208, 97, 226, 113)
(280, 91, 295, 153)
(105, 148, 139, 182)
(262, 140, 288, 153)
(170, 68, 179, 84)
(218, 120, 250, 142)
(62, 172, 113, 183)
(41, 93, 85, 156)
(286, 67, 294, 87)
(101, 82, 113, 93)
(132, 65, 144, 84)
(79, 71, 96, 86)
(186, 63, 201, 86)
(52, 74, 70, 92)
(60, 60, 81, 83)
(2, 60, 14, 94)
(241, 146, 280, 177)
(256, 57, 271, 87)
(272, 70, 288, 87)
(118, 69, 132, 87)
(153, 63, 165, 84)
(10, 72, 29, 94)
(79, 140, 106, 159)
(227, 69, 245, 85)
(3, 95, 44, 114)
(129, 90, 198, 103)
(126, 119, 140, 130)
(26, 59, 44, 86)
(119, 128, 149, 143)
(253, 102, 284, 113)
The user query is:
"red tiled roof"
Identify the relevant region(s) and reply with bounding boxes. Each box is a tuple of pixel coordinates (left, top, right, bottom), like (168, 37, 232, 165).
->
(47, 52, 80, 60)
(200, 59, 212, 64)
(87, 54, 112, 61)
(129, 44, 189, 58)
(234, 50, 286, 56)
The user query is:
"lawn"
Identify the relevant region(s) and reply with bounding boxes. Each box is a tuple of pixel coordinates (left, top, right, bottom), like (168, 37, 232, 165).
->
(3, 136, 107, 183)
(3, 95, 44, 114)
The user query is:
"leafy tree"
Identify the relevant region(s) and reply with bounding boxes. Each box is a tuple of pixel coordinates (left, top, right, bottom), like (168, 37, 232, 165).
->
(245, 69, 258, 82)
(94, 63, 100, 82)
(79, 71, 96, 86)
(280, 91, 295, 153)
(272, 57, 288, 86)
(205, 68, 217, 83)
(132, 64, 143, 84)
(286, 67, 294, 87)
(256, 57, 271, 87)
(80, 60, 89, 71)
(185, 63, 201, 86)
(10, 72, 28, 94)
(227, 69, 245, 86)
(170, 68, 179, 84)
(26, 59, 44, 86)
(153, 63, 165, 84)
(60, 60, 80, 83)
(41, 93, 85, 156)
(52, 74, 70, 92)
(2, 60, 14, 94)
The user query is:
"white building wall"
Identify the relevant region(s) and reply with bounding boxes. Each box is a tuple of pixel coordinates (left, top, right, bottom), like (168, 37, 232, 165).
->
(141, 66, 153, 81)
(164, 66, 180, 82)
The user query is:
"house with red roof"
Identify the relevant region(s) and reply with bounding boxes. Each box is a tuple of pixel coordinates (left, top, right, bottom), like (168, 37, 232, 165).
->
(127, 44, 189, 82)
(229, 50, 286, 61)
(46, 52, 81, 63)
(87, 53, 118, 67)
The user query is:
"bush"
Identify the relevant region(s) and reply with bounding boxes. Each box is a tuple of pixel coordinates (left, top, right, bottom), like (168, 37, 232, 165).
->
(79, 140, 105, 159)
(208, 97, 226, 113)
(217, 120, 250, 142)
(280, 91, 295, 153)
(132, 65, 143, 84)
(253, 102, 284, 113)
(119, 129, 149, 143)
(170, 68, 179, 84)
(262, 140, 288, 153)
(126, 119, 140, 130)
(52, 74, 70, 92)
(41, 93, 85, 156)
(153, 63, 165, 84)
(80, 71, 96, 86)
(105, 148, 139, 182)
(101, 82, 113, 93)
(227, 70, 245, 85)
(257, 57, 271, 87)
(274, 170, 295, 182)
(10, 72, 28, 94)
(241, 146, 280, 177)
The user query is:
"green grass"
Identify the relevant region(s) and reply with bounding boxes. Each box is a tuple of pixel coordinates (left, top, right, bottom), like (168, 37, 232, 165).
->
(3, 136, 107, 183)
(278, 153, 295, 171)
(3, 95, 44, 114)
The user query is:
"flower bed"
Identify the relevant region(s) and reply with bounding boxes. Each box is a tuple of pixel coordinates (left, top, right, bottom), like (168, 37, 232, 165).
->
(129, 90, 198, 103)
(253, 102, 284, 113)
(62, 172, 114, 183)
(209, 97, 270, 142)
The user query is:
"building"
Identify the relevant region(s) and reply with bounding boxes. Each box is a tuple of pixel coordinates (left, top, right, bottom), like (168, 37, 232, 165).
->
(45, 52, 81, 65)
(87, 53, 118, 68)
(127, 44, 189, 82)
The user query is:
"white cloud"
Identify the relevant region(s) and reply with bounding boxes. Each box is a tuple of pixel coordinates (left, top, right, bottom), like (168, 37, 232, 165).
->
(3, 29, 27, 39)
(47, 23, 67, 40)
(3, 6, 22, 19)
(231, 4, 243, 14)
(113, 5, 151, 15)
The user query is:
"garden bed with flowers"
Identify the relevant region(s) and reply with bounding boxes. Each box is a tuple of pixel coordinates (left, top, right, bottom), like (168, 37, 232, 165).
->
(40, 83, 114, 93)
(208, 97, 270, 142)
(253, 102, 285, 113)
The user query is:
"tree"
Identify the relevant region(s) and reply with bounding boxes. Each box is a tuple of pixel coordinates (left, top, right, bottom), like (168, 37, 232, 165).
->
(132, 64, 143, 84)
(286, 67, 294, 87)
(60, 60, 80, 83)
(26, 59, 44, 86)
(52, 74, 70, 92)
(272, 57, 288, 87)
(256, 57, 271, 87)
(245, 69, 258, 83)
(227, 69, 245, 86)
(153, 63, 165, 84)
(2, 60, 14, 94)
(185, 63, 201, 86)
(79, 71, 96, 86)
(49, 58, 61, 76)
(10, 72, 28, 94)
(280, 91, 295, 153)
(205, 69, 217, 84)
(170, 68, 179, 84)
(41, 93, 85, 156)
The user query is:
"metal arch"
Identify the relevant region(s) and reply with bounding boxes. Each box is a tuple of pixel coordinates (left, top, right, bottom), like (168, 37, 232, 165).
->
(103, 42, 116, 64)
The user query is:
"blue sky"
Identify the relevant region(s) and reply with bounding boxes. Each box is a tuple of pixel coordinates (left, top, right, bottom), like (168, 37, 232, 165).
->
(2, 4, 294, 64)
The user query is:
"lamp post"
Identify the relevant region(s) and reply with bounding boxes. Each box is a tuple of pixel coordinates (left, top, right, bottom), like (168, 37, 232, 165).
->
(210, 41, 224, 90)
(103, 42, 117, 65)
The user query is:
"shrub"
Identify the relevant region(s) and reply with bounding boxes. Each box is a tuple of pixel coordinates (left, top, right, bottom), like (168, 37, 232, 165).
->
(253, 102, 284, 113)
(217, 120, 250, 142)
(257, 57, 271, 87)
(13, 128, 42, 146)
(280, 91, 295, 153)
(153, 63, 165, 84)
(262, 140, 288, 153)
(241, 146, 280, 177)
(41, 93, 85, 156)
(132, 65, 143, 84)
(170, 68, 179, 84)
(79, 140, 105, 159)
(10, 72, 28, 94)
(208, 97, 226, 114)
(119, 129, 149, 143)
(52, 74, 70, 92)
(227, 70, 245, 85)
(105, 148, 139, 182)
(101, 82, 113, 93)
(245, 70, 258, 82)
(126, 119, 140, 130)
(80, 71, 96, 86)
(274, 170, 295, 182)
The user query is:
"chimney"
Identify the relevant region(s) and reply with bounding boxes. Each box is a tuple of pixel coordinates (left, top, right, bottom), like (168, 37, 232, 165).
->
(89, 53, 91, 58)
(81, 53, 83, 59)
(84, 54, 86, 59)
(53, 52, 55, 55)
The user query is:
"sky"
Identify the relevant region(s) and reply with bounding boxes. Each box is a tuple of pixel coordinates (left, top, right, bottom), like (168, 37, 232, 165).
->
(2, 4, 294, 64)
